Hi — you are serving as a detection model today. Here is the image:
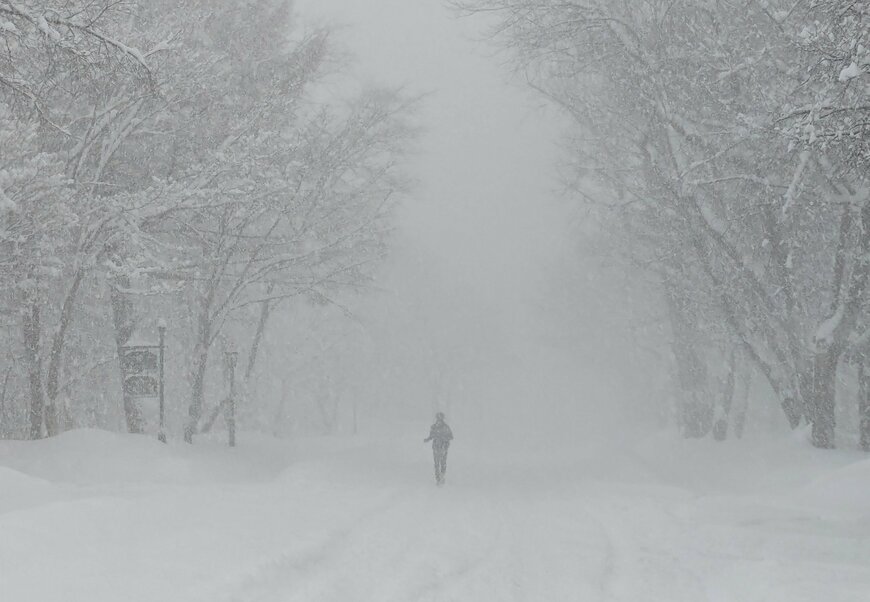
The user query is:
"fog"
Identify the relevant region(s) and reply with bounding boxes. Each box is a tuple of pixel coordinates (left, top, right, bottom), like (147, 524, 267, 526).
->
(289, 0, 654, 448)
(3, 1, 868, 600)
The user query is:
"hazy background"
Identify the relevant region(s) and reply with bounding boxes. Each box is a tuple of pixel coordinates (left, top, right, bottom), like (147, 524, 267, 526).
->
(283, 0, 664, 449)
(296, 0, 567, 303)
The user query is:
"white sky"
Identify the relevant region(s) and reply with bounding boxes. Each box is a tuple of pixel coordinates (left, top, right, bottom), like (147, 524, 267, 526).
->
(295, 0, 570, 309)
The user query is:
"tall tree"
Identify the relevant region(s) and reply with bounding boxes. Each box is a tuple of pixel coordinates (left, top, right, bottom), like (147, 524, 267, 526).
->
(456, 0, 869, 447)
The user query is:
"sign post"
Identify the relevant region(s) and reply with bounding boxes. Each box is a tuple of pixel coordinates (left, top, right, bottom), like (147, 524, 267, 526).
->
(225, 350, 238, 448)
(157, 320, 167, 443)
(120, 324, 166, 443)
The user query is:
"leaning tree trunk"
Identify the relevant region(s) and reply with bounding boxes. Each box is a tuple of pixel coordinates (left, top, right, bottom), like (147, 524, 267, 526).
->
(109, 277, 143, 433)
(22, 301, 45, 440)
(245, 284, 275, 382)
(185, 314, 212, 444)
(43, 269, 86, 437)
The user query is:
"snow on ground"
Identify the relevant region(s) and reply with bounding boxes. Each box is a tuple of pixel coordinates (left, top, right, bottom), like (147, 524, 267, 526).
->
(1, 426, 869, 602)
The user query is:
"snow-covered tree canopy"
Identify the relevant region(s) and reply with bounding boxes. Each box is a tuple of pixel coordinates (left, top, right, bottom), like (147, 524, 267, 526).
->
(0, 0, 417, 440)
(457, 0, 869, 448)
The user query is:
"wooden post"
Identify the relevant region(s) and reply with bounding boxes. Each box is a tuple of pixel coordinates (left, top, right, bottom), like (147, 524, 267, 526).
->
(226, 351, 238, 448)
(158, 321, 166, 443)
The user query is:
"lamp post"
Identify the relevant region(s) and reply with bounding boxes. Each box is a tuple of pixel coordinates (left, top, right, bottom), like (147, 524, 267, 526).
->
(157, 319, 167, 443)
(225, 350, 238, 447)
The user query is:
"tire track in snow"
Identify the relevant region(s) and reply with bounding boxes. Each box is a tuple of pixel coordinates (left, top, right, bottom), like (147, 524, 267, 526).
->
(217, 490, 408, 602)
(579, 489, 712, 602)
(218, 485, 535, 602)
(210, 446, 713, 602)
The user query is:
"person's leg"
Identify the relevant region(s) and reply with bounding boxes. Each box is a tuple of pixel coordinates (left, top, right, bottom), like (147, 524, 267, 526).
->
(436, 449, 446, 482)
(433, 448, 440, 482)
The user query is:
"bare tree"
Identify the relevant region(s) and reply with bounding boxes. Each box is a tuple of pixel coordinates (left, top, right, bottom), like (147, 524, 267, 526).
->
(456, 0, 869, 447)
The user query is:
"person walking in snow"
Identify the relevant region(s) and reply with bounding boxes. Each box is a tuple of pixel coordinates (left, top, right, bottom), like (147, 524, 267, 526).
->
(424, 412, 453, 485)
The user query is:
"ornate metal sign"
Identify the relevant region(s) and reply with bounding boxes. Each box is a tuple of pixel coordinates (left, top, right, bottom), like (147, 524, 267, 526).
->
(121, 344, 160, 398)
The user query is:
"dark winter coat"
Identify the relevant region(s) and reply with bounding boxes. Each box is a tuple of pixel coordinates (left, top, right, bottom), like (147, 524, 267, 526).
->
(425, 421, 453, 450)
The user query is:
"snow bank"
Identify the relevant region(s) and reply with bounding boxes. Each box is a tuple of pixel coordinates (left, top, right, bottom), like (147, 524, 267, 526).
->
(0, 466, 55, 513)
(628, 427, 864, 495)
(0, 428, 294, 485)
(799, 457, 870, 515)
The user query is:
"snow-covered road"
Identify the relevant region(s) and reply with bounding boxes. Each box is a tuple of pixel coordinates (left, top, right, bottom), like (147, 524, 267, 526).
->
(1, 429, 869, 602)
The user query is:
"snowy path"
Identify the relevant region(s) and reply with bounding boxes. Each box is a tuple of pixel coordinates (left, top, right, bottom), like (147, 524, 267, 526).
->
(2, 430, 870, 602)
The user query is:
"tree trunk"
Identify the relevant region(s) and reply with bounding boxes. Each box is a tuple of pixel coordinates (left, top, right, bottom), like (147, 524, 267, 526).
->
(0, 364, 12, 437)
(859, 362, 870, 452)
(691, 235, 802, 431)
(109, 278, 142, 433)
(23, 302, 45, 440)
(200, 398, 227, 434)
(43, 268, 86, 437)
(663, 282, 712, 438)
(186, 351, 208, 443)
(245, 283, 274, 381)
(779, 395, 803, 429)
(185, 316, 211, 443)
(732, 368, 750, 439)
(803, 351, 838, 449)
(713, 351, 736, 441)
(803, 196, 870, 449)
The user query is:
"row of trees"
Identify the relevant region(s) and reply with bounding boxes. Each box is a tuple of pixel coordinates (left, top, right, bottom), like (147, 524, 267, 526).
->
(458, 0, 869, 447)
(0, 1, 415, 440)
